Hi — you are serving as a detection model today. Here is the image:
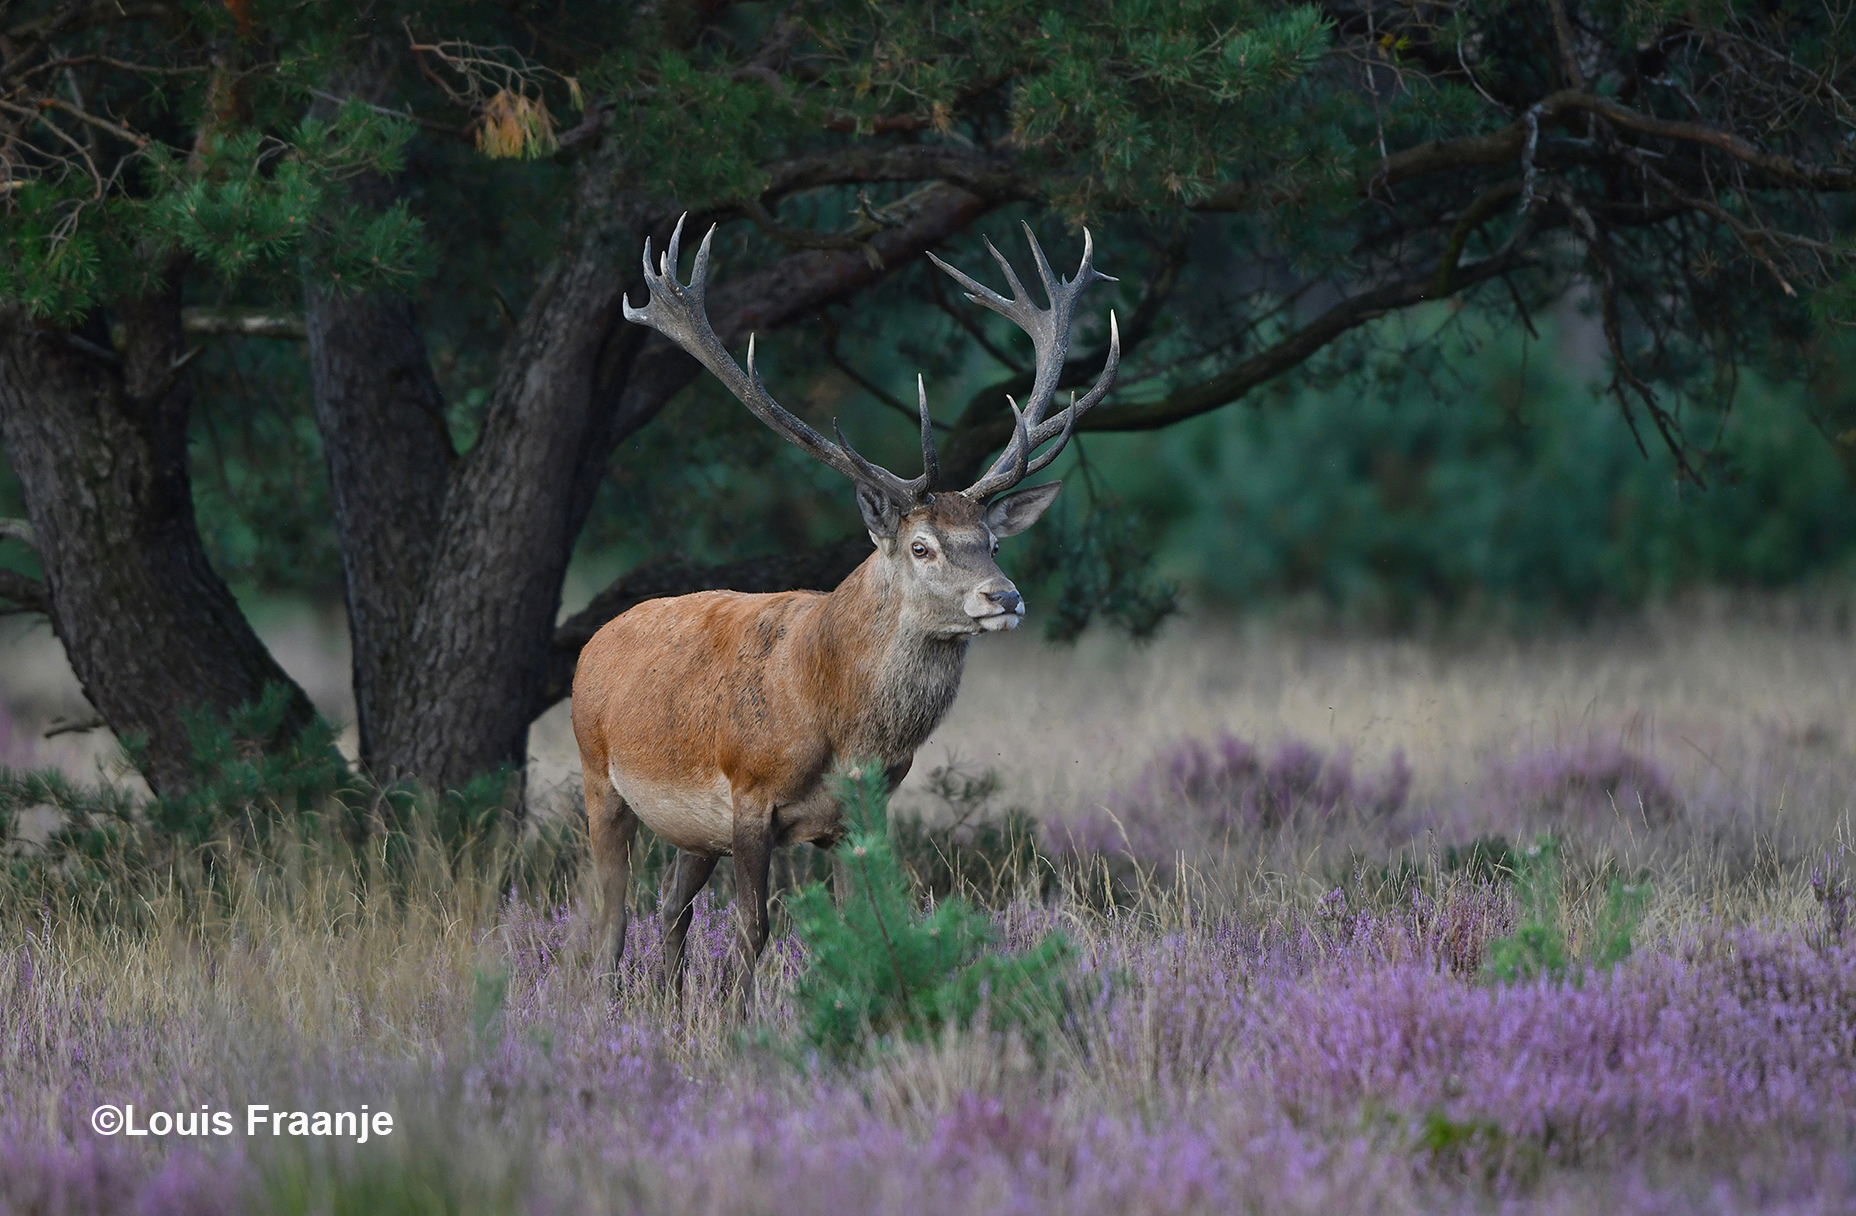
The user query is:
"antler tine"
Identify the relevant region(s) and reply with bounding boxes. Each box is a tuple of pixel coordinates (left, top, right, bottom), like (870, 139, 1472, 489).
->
(661, 212, 685, 281)
(623, 213, 923, 510)
(918, 374, 940, 490)
(965, 396, 1033, 501)
(1072, 227, 1119, 289)
(1002, 396, 1030, 481)
(1021, 309, 1118, 452)
(924, 251, 1013, 315)
(983, 235, 1035, 308)
(1021, 221, 1061, 305)
(964, 309, 1118, 498)
(686, 220, 714, 305)
(932, 230, 1120, 499)
(637, 234, 655, 285)
(1023, 393, 1080, 478)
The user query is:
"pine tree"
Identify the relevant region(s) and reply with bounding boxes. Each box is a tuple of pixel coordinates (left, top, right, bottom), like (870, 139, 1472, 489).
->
(5, 2, 1856, 795)
(788, 766, 1070, 1056)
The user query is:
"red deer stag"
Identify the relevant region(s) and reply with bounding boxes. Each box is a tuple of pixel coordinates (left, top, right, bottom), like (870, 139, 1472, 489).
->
(572, 216, 1118, 999)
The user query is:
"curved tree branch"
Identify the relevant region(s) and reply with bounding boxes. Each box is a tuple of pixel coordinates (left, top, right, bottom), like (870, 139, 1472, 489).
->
(0, 569, 50, 615)
(1082, 251, 1534, 433)
(935, 247, 1534, 481)
(1375, 89, 1856, 194)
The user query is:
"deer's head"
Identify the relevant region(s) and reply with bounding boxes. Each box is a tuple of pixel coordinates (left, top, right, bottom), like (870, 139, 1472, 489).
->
(858, 486, 1055, 636)
(624, 218, 1119, 638)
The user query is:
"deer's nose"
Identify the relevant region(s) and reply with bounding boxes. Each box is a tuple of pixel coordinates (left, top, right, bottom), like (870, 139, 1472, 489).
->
(985, 587, 1023, 615)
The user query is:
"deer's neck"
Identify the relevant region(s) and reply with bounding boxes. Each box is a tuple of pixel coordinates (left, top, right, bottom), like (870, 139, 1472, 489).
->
(807, 551, 970, 764)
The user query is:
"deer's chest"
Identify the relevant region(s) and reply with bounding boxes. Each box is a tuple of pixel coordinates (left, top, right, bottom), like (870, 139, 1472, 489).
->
(839, 638, 967, 760)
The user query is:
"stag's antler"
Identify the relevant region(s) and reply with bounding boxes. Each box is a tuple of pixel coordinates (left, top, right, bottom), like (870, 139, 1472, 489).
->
(623, 215, 1117, 509)
(928, 222, 1120, 500)
(622, 214, 938, 507)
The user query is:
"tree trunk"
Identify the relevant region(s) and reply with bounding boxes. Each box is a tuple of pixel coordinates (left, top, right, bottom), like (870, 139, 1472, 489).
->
(301, 50, 459, 775)
(0, 282, 316, 793)
(366, 177, 645, 791)
(305, 283, 453, 770)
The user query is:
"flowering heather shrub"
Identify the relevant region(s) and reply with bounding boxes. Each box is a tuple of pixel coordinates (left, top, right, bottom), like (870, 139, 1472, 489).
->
(1063, 732, 1412, 864)
(1254, 933, 1856, 1167)
(1492, 743, 1682, 826)
(0, 1137, 244, 1216)
(3, 861, 1856, 1214)
(2, 700, 1853, 1216)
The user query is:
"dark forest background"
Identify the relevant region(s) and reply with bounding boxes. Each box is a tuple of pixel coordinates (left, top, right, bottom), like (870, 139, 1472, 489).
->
(7, 0, 1856, 797)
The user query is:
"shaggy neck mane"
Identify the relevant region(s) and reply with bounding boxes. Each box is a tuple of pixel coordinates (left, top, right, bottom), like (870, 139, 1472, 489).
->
(804, 547, 970, 761)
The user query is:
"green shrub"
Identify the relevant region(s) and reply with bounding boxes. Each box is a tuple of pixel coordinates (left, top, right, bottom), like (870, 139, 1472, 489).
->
(133, 683, 359, 848)
(1, 687, 564, 917)
(1481, 836, 1649, 985)
(1087, 320, 1856, 623)
(787, 765, 1071, 1057)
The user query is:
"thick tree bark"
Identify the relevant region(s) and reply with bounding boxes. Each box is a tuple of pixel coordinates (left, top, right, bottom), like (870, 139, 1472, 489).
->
(0, 283, 316, 793)
(302, 50, 459, 772)
(306, 284, 454, 768)
(365, 168, 650, 791)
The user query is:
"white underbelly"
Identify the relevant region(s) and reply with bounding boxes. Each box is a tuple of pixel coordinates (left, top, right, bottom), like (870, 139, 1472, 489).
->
(609, 764, 735, 853)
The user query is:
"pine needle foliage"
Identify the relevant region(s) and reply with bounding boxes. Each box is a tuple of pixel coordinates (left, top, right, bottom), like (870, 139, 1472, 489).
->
(130, 683, 358, 848)
(787, 764, 1071, 1057)
(1017, 497, 1179, 642)
(1482, 836, 1649, 986)
(0, 686, 539, 919)
(3, 96, 428, 323)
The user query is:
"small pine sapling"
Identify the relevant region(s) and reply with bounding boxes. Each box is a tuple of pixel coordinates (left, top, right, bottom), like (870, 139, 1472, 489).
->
(1482, 835, 1650, 985)
(1481, 836, 1571, 984)
(1588, 874, 1652, 970)
(135, 683, 356, 847)
(787, 765, 1070, 1057)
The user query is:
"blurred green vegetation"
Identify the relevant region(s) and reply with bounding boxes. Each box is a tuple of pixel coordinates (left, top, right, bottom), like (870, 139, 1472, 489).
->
(1047, 311, 1856, 625)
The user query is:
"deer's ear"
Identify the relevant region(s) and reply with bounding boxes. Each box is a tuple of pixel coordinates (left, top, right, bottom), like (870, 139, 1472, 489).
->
(855, 480, 903, 540)
(984, 480, 1063, 537)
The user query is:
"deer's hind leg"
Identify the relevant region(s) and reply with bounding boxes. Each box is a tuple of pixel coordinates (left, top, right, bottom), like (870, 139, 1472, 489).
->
(729, 797, 776, 1019)
(661, 849, 720, 991)
(584, 769, 639, 990)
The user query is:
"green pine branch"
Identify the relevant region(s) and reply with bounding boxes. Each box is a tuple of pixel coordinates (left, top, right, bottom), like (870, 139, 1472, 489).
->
(787, 763, 1071, 1057)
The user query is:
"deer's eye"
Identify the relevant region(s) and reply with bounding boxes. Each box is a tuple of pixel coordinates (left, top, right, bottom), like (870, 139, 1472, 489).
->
(910, 540, 930, 559)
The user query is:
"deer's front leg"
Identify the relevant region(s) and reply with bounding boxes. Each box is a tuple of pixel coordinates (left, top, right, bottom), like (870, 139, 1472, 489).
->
(730, 797, 775, 1018)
